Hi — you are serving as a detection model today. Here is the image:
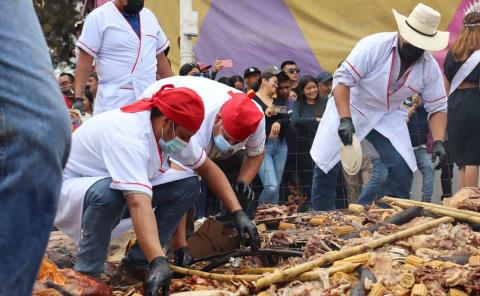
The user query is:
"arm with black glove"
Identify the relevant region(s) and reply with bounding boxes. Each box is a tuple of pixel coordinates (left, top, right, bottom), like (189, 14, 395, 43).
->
(232, 180, 255, 213)
(432, 140, 447, 170)
(232, 209, 260, 252)
(173, 247, 194, 267)
(73, 97, 85, 115)
(196, 158, 261, 251)
(338, 117, 355, 146)
(144, 256, 171, 296)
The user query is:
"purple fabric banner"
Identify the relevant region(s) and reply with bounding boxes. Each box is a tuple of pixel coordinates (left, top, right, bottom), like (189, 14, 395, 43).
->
(194, 0, 322, 78)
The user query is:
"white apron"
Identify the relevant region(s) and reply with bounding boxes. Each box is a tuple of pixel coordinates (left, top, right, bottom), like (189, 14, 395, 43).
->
(77, 2, 169, 115)
(310, 32, 447, 174)
(55, 169, 196, 245)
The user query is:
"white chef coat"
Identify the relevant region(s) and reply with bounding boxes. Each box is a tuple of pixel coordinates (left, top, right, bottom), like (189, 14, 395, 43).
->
(310, 32, 447, 173)
(141, 76, 266, 171)
(77, 2, 170, 115)
(55, 109, 193, 244)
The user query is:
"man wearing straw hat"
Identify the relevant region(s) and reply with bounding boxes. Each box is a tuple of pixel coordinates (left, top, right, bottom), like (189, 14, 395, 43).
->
(310, 3, 449, 207)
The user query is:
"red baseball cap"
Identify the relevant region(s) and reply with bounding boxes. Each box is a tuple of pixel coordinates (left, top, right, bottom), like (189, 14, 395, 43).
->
(220, 91, 263, 141)
(121, 84, 205, 132)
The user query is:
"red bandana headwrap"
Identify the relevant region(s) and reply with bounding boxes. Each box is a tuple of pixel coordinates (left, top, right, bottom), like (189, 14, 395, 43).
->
(121, 84, 205, 132)
(220, 91, 263, 141)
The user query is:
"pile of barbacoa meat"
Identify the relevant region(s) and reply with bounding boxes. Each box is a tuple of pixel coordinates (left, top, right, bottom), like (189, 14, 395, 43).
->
(33, 190, 480, 296)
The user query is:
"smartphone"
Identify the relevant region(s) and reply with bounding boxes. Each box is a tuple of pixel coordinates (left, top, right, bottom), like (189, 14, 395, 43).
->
(271, 105, 287, 114)
(220, 59, 233, 68)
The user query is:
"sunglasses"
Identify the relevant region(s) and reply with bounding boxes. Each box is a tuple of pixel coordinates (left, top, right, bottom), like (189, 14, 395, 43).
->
(286, 68, 301, 74)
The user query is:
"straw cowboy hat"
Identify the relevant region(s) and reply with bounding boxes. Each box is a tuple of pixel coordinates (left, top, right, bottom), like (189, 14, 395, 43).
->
(393, 3, 449, 51)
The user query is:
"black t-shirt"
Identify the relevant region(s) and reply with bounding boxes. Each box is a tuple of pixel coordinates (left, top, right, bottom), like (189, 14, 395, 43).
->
(253, 95, 289, 140)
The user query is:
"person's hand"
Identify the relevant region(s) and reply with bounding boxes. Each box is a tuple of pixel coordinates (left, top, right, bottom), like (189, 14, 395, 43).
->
(338, 117, 355, 145)
(232, 209, 260, 252)
(265, 107, 276, 117)
(213, 60, 225, 73)
(232, 180, 255, 211)
(144, 256, 171, 296)
(432, 140, 447, 170)
(271, 122, 281, 136)
(173, 247, 194, 268)
(73, 97, 85, 115)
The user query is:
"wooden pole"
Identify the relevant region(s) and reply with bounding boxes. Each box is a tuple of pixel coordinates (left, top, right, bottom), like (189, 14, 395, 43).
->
(381, 197, 480, 224)
(254, 216, 454, 290)
(381, 197, 480, 218)
(170, 265, 262, 281)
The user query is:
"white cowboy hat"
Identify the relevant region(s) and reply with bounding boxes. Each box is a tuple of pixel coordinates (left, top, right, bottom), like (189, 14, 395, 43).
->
(393, 3, 449, 51)
(340, 134, 362, 176)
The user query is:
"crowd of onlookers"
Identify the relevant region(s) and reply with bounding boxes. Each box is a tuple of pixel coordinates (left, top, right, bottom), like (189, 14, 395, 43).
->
(58, 57, 455, 216)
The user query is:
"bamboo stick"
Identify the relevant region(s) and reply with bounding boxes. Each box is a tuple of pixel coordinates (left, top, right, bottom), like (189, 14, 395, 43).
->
(381, 197, 480, 224)
(170, 265, 262, 281)
(381, 196, 480, 218)
(254, 216, 454, 290)
(239, 268, 276, 275)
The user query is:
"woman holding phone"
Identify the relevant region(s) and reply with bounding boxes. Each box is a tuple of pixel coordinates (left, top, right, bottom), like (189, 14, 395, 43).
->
(253, 68, 289, 205)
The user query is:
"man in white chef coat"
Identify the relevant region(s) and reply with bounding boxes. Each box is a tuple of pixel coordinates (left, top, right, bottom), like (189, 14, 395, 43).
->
(310, 3, 448, 208)
(138, 76, 266, 267)
(73, 0, 173, 115)
(55, 85, 259, 295)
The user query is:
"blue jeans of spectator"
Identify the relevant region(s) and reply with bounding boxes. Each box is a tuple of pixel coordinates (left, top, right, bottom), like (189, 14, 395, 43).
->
(366, 129, 413, 198)
(357, 158, 388, 204)
(258, 138, 288, 205)
(414, 147, 434, 202)
(74, 177, 199, 275)
(0, 2, 71, 295)
(311, 163, 342, 211)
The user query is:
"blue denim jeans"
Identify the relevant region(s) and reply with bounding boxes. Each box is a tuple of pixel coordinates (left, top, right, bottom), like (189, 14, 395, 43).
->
(311, 163, 342, 211)
(357, 158, 388, 205)
(0, 2, 71, 295)
(414, 147, 434, 202)
(258, 138, 288, 205)
(366, 130, 413, 198)
(74, 177, 199, 274)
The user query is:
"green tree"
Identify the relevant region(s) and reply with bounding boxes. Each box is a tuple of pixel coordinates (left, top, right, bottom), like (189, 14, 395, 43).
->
(34, 0, 83, 68)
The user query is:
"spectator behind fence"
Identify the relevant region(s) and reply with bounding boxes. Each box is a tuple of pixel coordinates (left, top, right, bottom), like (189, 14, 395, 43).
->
(244, 67, 261, 93)
(59, 72, 75, 108)
(291, 75, 328, 200)
(228, 75, 245, 91)
(444, 8, 480, 188)
(316, 71, 333, 97)
(281, 60, 300, 90)
(406, 94, 435, 202)
(179, 62, 201, 76)
(86, 72, 98, 99)
(253, 67, 288, 205)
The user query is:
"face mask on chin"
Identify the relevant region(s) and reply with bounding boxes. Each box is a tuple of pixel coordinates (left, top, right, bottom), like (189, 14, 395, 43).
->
(123, 0, 144, 15)
(399, 42, 425, 64)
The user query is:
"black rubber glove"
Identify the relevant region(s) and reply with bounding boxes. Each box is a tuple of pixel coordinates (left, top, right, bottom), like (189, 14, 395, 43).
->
(232, 180, 255, 212)
(338, 117, 355, 146)
(73, 97, 85, 115)
(432, 140, 447, 170)
(232, 209, 260, 252)
(173, 247, 194, 268)
(144, 256, 171, 296)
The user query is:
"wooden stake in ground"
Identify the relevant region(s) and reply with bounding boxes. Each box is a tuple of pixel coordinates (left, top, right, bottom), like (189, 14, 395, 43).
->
(254, 216, 454, 290)
(381, 197, 480, 224)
